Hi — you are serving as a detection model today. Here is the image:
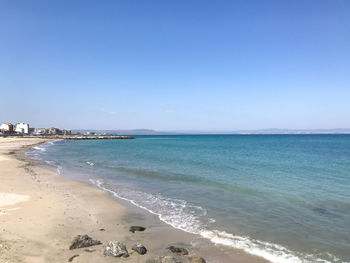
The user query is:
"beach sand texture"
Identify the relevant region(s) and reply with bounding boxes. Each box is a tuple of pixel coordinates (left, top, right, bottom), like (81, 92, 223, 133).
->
(0, 137, 266, 263)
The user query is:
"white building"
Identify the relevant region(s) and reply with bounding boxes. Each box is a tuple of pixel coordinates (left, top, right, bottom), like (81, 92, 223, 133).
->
(62, 129, 71, 135)
(0, 123, 14, 133)
(15, 123, 30, 134)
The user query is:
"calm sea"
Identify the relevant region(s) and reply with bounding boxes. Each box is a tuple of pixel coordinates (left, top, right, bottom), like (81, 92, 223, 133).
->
(27, 135, 350, 263)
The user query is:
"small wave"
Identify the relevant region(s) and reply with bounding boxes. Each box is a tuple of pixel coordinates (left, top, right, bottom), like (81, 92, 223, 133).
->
(27, 140, 62, 163)
(89, 179, 341, 263)
(86, 161, 95, 166)
(44, 160, 55, 166)
(56, 165, 62, 176)
(90, 179, 204, 234)
(32, 140, 60, 153)
(201, 230, 311, 263)
(208, 218, 216, 224)
(33, 146, 46, 151)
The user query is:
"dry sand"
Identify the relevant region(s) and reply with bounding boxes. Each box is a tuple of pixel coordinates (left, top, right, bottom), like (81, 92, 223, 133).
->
(0, 137, 267, 263)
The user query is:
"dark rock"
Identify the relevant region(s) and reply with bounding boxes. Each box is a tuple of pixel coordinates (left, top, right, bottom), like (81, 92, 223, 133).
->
(99, 228, 105, 231)
(132, 243, 147, 255)
(129, 226, 146, 233)
(188, 257, 206, 263)
(104, 241, 129, 258)
(146, 256, 182, 263)
(166, 246, 189, 255)
(69, 235, 102, 250)
(68, 255, 79, 262)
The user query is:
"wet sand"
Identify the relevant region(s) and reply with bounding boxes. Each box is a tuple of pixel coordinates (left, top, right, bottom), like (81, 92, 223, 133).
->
(0, 137, 268, 263)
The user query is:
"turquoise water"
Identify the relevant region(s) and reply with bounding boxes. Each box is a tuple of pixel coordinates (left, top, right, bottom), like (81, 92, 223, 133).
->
(28, 135, 350, 262)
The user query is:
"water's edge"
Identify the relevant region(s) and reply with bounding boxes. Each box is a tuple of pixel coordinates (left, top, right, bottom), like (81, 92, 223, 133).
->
(26, 138, 348, 263)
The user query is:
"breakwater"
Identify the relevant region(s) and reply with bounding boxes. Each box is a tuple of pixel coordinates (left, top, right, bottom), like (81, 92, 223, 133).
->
(61, 135, 135, 140)
(1, 135, 135, 140)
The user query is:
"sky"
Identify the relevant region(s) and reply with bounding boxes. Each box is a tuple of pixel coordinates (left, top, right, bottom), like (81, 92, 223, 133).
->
(0, 0, 349, 130)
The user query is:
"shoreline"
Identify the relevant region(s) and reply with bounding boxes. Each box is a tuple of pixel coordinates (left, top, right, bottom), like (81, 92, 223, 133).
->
(0, 137, 267, 263)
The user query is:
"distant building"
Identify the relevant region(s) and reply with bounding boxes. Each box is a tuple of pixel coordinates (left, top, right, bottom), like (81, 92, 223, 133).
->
(15, 123, 30, 134)
(47, 127, 62, 135)
(62, 129, 71, 135)
(33, 128, 46, 136)
(0, 123, 14, 134)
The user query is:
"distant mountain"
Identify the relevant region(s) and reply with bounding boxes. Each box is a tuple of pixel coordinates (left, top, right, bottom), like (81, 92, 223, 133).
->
(231, 128, 350, 134)
(170, 128, 350, 134)
(72, 128, 350, 135)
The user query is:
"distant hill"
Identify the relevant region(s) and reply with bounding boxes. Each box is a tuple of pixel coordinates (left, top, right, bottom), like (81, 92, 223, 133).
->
(72, 128, 350, 135)
(229, 128, 350, 134)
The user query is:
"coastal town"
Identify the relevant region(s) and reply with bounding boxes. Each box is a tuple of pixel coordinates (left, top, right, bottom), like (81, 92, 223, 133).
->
(0, 122, 134, 140)
(0, 122, 71, 136)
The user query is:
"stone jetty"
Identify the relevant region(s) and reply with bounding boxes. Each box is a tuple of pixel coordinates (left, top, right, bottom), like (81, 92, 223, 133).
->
(2, 135, 135, 140)
(61, 135, 135, 140)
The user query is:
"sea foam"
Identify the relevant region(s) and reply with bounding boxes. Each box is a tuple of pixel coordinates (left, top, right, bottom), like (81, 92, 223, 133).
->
(89, 179, 339, 263)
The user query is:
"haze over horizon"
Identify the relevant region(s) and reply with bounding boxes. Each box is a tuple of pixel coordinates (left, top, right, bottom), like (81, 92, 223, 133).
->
(1, 0, 349, 130)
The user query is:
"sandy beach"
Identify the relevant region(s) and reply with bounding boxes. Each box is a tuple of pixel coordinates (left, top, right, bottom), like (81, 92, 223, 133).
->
(0, 137, 267, 263)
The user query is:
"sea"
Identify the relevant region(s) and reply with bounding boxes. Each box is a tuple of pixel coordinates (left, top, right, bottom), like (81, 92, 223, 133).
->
(27, 135, 350, 263)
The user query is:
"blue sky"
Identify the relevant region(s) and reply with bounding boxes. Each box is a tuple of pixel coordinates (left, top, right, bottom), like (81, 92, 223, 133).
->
(1, 0, 349, 130)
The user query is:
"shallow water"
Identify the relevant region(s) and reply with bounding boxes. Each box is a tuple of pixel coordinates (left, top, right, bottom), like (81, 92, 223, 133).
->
(27, 135, 350, 263)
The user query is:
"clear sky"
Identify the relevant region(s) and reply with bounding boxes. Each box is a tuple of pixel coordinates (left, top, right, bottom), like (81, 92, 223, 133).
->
(1, 0, 349, 130)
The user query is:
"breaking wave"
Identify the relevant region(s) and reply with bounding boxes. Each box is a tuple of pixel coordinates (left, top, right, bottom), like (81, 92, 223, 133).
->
(89, 179, 341, 263)
(32, 145, 47, 152)
(86, 161, 95, 166)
